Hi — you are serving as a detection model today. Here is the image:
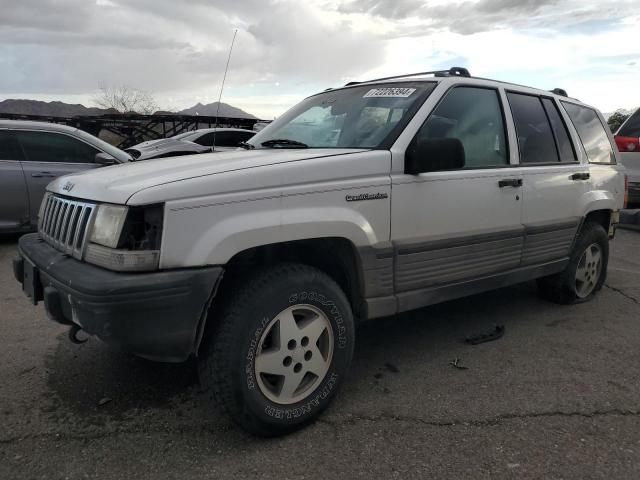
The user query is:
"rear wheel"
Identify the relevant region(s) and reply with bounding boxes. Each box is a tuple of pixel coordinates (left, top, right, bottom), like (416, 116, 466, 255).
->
(198, 263, 355, 436)
(537, 221, 608, 304)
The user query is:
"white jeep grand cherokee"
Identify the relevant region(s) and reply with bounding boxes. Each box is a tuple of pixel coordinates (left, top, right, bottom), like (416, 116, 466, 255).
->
(14, 67, 625, 435)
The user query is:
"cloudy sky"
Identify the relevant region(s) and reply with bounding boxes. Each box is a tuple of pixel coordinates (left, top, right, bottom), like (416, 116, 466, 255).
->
(0, 0, 638, 118)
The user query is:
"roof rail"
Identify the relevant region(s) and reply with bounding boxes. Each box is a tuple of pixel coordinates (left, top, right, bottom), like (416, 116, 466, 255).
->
(344, 66, 471, 86)
(550, 88, 568, 97)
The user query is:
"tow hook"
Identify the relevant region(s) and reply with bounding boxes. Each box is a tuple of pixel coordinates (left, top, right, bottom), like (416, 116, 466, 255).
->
(68, 325, 88, 344)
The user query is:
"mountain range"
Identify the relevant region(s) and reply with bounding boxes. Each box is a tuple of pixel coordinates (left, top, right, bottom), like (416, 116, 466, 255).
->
(0, 99, 256, 119)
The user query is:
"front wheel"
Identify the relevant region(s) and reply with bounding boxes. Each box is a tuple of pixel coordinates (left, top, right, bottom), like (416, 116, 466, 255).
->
(198, 263, 355, 436)
(537, 221, 609, 304)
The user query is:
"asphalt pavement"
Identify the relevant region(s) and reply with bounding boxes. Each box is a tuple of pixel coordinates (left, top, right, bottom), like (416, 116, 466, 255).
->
(1, 229, 639, 479)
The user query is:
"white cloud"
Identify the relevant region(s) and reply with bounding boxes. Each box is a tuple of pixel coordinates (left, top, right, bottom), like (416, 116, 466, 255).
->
(0, 0, 638, 117)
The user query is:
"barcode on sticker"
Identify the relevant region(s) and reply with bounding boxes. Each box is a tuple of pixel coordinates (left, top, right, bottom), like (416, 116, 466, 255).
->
(363, 87, 416, 98)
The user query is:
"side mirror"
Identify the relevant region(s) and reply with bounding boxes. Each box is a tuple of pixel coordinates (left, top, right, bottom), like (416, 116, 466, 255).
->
(405, 137, 465, 174)
(95, 152, 117, 166)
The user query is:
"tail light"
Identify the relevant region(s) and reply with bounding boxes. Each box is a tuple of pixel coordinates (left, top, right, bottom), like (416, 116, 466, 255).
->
(624, 174, 629, 209)
(615, 135, 640, 152)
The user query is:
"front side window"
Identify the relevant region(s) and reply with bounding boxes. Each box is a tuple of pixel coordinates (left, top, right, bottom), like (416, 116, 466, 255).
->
(507, 93, 559, 164)
(14, 131, 99, 163)
(409, 86, 508, 169)
(562, 102, 615, 164)
(249, 82, 437, 149)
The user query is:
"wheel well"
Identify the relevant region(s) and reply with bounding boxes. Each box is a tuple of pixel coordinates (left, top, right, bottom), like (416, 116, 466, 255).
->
(215, 238, 365, 319)
(584, 209, 611, 232)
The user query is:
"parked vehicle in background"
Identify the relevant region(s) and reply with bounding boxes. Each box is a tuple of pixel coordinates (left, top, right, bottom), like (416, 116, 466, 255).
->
(14, 67, 625, 436)
(614, 108, 640, 206)
(0, 120, 130, 233)
(126, 128, 255, 160)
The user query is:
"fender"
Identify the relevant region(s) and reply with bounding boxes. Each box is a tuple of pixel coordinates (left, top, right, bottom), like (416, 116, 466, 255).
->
(576, 189, 619, 218)
(160, 200, 388, 268)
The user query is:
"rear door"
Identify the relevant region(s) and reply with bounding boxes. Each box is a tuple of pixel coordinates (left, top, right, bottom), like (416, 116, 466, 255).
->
(14, 130, 100, 224)
(506, 92, 587, 266)
(0, 130, 29, 231)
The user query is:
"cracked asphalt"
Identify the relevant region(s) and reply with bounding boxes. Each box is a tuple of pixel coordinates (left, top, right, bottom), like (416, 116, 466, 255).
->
(1, 229, 640, 479)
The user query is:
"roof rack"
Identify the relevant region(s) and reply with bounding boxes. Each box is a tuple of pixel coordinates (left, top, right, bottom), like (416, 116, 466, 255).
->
(344, 66, 471, 86)
(550, 88, 568, 97)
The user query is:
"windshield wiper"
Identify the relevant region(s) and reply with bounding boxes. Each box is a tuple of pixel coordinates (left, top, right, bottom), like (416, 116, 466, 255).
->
(239, 141, 255, 150)
(261, 139, 309, 149)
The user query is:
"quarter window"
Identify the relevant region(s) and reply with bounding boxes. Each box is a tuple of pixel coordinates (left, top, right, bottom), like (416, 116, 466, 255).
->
(410, 87, 508, 169)
(562, 102, 616, 164)
(14, 131, 99, 163)
(541, 98, 576, 163)
(507, 93, 559, 164)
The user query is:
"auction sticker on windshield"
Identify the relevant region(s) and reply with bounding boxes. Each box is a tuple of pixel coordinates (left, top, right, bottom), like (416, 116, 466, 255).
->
(363, 87, 416, 98)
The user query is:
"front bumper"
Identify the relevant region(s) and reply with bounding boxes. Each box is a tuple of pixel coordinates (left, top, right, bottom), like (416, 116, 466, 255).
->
(14, 233, 223, 362)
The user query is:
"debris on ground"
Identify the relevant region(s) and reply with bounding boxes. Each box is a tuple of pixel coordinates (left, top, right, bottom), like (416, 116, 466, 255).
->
(449, 358, 468, 370)
(384, 362, 399, 373)
(97, 397, 112, 407)
(465, 325, 505, 345)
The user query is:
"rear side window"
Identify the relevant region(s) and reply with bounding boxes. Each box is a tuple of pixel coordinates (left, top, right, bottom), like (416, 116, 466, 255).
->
(411, 86, 508, 169)
(507, 93, 558, 164)
(561, 102, 615, 164)
(0, 131, 24, 160)
(541, 98, 576, 163)
(193, 131, 253, 147)
(618, 108, 640, 137)
(14, 131, 99, 163)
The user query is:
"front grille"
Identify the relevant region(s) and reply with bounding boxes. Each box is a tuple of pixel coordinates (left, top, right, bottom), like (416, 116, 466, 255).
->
(39, 195, 97, 259)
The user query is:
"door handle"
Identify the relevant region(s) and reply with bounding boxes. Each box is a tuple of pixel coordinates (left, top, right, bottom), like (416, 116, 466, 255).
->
(570, 172, 590, 181)
(498, 178, 522, 188)
(31, 172, 56, 178)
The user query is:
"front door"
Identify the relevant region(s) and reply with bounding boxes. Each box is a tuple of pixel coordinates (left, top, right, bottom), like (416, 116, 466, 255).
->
(391, 85, 524, 311)
(0, 130, 29, 231)
(14, 130, 100, 225)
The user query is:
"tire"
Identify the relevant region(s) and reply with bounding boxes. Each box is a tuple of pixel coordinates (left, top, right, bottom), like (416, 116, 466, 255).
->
(198, 263, 355, 436)
(536, 221, 609, 304)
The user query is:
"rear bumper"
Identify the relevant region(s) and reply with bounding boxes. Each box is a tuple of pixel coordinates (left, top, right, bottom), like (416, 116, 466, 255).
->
(15, 233, 223, 362)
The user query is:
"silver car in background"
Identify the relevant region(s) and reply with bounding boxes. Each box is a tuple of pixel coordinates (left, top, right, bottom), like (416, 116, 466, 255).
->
(125, 128, 255, 160)
(0, 120, 131, 233)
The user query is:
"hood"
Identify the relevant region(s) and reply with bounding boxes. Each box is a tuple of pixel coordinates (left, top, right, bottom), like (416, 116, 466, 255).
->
(131, 139, 210, 160)
(47, 148, 367, 205)
(131, 138, 168, 149)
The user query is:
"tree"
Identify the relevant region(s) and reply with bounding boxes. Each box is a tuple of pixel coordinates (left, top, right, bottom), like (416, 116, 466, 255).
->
(93, 83, 158, 114)
(607, 110, 630, 133)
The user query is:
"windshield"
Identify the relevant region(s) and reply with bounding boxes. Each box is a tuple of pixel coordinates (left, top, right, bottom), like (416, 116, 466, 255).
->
(75, 129, 132, 162)
(172, 130, 201, 141)
(248, 82, 436, 149)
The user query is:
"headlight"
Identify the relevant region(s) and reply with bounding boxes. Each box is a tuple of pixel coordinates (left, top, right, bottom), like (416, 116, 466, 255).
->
(90, 204, 128, 248)
(85, 203, 164, 272)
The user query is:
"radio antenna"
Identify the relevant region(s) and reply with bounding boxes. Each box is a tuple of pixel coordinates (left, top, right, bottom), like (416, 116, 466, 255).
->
(213, 28, 238, 152)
